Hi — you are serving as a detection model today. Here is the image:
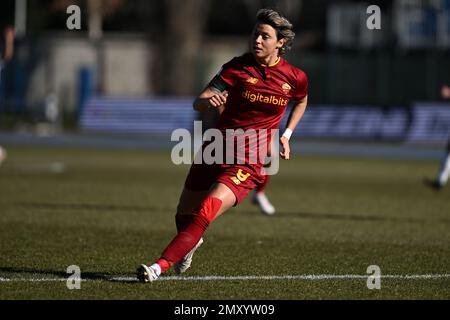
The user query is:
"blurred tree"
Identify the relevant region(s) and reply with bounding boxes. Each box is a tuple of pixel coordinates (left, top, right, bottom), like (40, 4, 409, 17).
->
(26, 0, 125, 34)
(243, 0, 303, 25)
(0, 0, 15, 29)
(50, 0, 124, 18)
(160, 0, 210, 96)
(55, 0, 124, 36)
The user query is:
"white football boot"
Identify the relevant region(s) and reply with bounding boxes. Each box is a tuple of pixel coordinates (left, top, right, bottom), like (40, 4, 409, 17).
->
(136, 263, 160, 283)
(252, 191, 276, 215)
(174, 237, 204, 274)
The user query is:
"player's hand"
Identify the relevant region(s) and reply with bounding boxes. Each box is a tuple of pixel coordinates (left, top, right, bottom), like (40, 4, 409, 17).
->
(279, 136, 290, 160)
(208, 92, 228, 108)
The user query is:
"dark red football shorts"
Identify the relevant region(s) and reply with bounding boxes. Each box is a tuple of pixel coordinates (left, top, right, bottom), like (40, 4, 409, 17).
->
(184, 162, 265, 205)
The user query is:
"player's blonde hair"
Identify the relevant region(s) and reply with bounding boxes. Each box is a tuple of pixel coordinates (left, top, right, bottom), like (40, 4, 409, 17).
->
(256, 8, 295, 55)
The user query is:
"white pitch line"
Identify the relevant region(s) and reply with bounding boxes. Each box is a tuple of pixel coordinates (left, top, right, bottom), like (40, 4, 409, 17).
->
(1, 274, 450, 283)
(12, 162, 66, 174)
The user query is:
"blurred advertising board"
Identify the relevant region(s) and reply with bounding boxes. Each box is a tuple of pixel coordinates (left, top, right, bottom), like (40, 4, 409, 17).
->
(80, 97, 450, 144)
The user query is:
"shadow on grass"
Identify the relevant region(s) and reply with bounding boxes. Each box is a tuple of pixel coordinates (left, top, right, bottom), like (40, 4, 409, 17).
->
(16, 201, 450, 224)
(0, 266, 138, 284)
(244, 210, 450, 224)
(15, 202, 174, 213)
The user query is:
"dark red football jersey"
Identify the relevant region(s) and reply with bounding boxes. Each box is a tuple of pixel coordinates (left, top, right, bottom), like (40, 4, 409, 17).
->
(208, 52, 308, 167)
(211, 53, 308, 132)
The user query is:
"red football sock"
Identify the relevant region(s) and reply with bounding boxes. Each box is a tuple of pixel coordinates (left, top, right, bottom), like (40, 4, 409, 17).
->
(155, 258, 171, 273)
(157, 196, 223, 273)
(256, 175, 270, 193)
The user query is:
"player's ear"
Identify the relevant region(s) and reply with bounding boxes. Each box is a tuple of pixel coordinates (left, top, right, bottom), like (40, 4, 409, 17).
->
(276, 38, 285, 50)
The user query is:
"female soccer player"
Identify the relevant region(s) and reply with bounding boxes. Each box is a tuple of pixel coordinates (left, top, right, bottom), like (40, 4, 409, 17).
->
(432, 140, 450, 189)
(137, 8, 308, 282)
(427, 85, 450, 190)
(0, 26, 14, 167)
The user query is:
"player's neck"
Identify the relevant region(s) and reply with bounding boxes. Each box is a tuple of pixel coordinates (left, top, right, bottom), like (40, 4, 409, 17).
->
(255, 54, 280, 67)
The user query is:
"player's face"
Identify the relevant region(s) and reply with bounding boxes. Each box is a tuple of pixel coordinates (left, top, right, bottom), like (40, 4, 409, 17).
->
(251, 23, 285, 63)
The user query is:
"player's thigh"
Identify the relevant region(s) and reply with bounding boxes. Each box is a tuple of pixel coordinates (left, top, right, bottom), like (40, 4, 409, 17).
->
(176, 187, 210, 215)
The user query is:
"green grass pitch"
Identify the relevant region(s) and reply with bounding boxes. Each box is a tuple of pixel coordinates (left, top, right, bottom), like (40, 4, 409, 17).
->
(0, 145, 449, 299)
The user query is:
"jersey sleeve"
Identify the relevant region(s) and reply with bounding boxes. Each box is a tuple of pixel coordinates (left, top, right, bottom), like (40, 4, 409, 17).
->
(208, 57, 239, 92)
(291, 70, 308, 101)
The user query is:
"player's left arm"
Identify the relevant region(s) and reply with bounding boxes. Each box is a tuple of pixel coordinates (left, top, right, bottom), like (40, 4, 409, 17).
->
(2, 27, 15, 62)
(280, 95, 308, 160)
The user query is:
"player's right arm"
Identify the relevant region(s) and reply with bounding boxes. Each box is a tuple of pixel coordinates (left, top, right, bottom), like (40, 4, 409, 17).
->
(194, 62, 234, 113)
(193, 87, 228, 112)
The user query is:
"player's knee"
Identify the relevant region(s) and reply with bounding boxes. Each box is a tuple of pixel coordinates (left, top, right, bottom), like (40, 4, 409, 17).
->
(176, 196, 223, 232)
(193, 195, 223, 224)
(191, 213, 210, 231)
